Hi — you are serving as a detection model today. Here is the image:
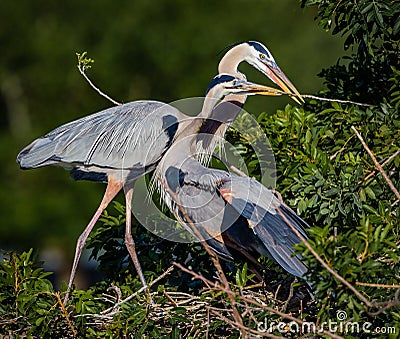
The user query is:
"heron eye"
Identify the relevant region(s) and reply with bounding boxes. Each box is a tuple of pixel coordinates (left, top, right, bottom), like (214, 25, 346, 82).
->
(259, 54, 266, 60)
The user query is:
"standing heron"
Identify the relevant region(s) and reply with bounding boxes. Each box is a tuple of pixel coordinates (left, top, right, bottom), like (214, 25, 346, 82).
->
(16, 41, 300, 302)
(156, 74, 308, 280)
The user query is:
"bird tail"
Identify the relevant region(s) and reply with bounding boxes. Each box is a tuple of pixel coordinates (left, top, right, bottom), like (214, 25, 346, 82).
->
(252, 204, 309, 278)
(16, 136, 61, 169)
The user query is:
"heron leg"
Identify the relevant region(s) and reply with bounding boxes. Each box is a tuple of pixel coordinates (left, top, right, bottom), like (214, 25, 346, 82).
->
(123, 186, 151, 300)
(63, 178, 123, 304)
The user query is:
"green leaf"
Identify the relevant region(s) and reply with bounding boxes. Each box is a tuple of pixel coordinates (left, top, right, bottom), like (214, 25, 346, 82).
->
(364, 186, 376, 200)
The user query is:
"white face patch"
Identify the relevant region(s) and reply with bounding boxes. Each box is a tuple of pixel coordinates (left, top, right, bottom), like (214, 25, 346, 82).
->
(246, 42, 276, 68)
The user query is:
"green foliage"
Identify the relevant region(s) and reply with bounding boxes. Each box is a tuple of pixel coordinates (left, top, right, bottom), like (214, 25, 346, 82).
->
(235, 262, 255, 289)
(301, 0, 400, 42)
(258, 101, 400, 333)
(0, 249, 285, 338)
(301, 0, 400, 106)
(0, 249, 69, 337)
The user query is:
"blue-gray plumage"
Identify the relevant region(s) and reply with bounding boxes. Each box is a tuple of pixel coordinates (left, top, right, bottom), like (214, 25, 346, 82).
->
(17, 101, 181, 175)
(219, 175, 308, 277)
(16, 41, 303, 303)
(159, 159, 308, 279)
(157, 74, 308, 280)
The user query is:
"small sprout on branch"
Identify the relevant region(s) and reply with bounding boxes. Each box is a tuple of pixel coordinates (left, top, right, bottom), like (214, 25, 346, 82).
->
(76, 51, 94, 73)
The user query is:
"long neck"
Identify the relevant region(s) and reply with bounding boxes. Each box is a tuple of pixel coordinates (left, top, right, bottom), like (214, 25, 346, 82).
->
(177, 88, 247, 144)
(166, 43, 251, 157)
(218, 44, 248, 75)
(216, 44, 248, 134)
(155, 87, 247, 191)
(167, 44, 251, 156)
(165, 73, 249, 164)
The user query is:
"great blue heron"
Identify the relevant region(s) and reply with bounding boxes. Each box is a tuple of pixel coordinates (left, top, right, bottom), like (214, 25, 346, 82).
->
(16, 41, 300, 302)
(156, 74, 308, 280)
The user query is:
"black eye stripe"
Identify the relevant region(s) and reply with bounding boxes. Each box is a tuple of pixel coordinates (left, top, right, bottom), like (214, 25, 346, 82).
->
(248, 41, 271, 58)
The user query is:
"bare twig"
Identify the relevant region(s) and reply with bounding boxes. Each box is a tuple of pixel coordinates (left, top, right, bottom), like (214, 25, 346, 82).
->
(361, 149, 400, 183)
(302, 94, 374, 107)
(271, 189, 284, 204)
(54, 292, 77, 337)
(281, 278, 296, 313)
(206, 306, 210, 339)
(351, 126, 400, 201)
(76, 52, 122, 106)
(163, 290, 178, 307)
(356, 282, 400, 289)
(174, 262, 345, 339)
(107, 284, 122, 303)
(264, 88, 374, 107)
(329, 135, 355, 161)
(243, 282, 264, 290)
(100, 265, 174, 315)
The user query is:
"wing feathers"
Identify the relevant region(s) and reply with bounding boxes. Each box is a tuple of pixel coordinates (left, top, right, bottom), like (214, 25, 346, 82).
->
(17, 101, 180, 171)
(218, 174, 309, 278)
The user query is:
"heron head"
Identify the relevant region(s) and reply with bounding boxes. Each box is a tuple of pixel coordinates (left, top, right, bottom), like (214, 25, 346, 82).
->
(219, 41, 304, 104)
(205, 74, 284, 99)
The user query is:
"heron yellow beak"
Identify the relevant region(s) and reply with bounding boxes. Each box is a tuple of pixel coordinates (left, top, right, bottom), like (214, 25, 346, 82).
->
(232, 81, 283, 96)
(265, 62, 304, 104)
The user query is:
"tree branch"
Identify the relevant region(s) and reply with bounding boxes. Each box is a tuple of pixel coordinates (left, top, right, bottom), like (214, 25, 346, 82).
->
(76, 52, 122, 106)
(351, 126, 400, 201)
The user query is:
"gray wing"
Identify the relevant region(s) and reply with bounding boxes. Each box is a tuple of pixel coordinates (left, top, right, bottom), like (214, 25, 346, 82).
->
(163, 160, 279, 265)
(165, 160, 232, 235)
(163, 159, 236, 260)
(17, 100, 181, 171)
(218, 176, 308, 277)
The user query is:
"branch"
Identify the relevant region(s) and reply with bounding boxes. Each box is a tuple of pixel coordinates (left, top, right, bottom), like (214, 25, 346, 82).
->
(76, 52, 122, 106)
(361, 149, 400, 183)
(51, 292, 77, 337)
(356, 282, 400, 289)
(351, 126, 400, 201)
(100, 265, 174, 315)
(174, 262, 345, 339)
(265, 88, 375, 107)
(302, 94, 374, 107)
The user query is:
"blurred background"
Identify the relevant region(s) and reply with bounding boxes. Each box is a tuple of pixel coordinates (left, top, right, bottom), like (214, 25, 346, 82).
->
(0, 0, 344, 286)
